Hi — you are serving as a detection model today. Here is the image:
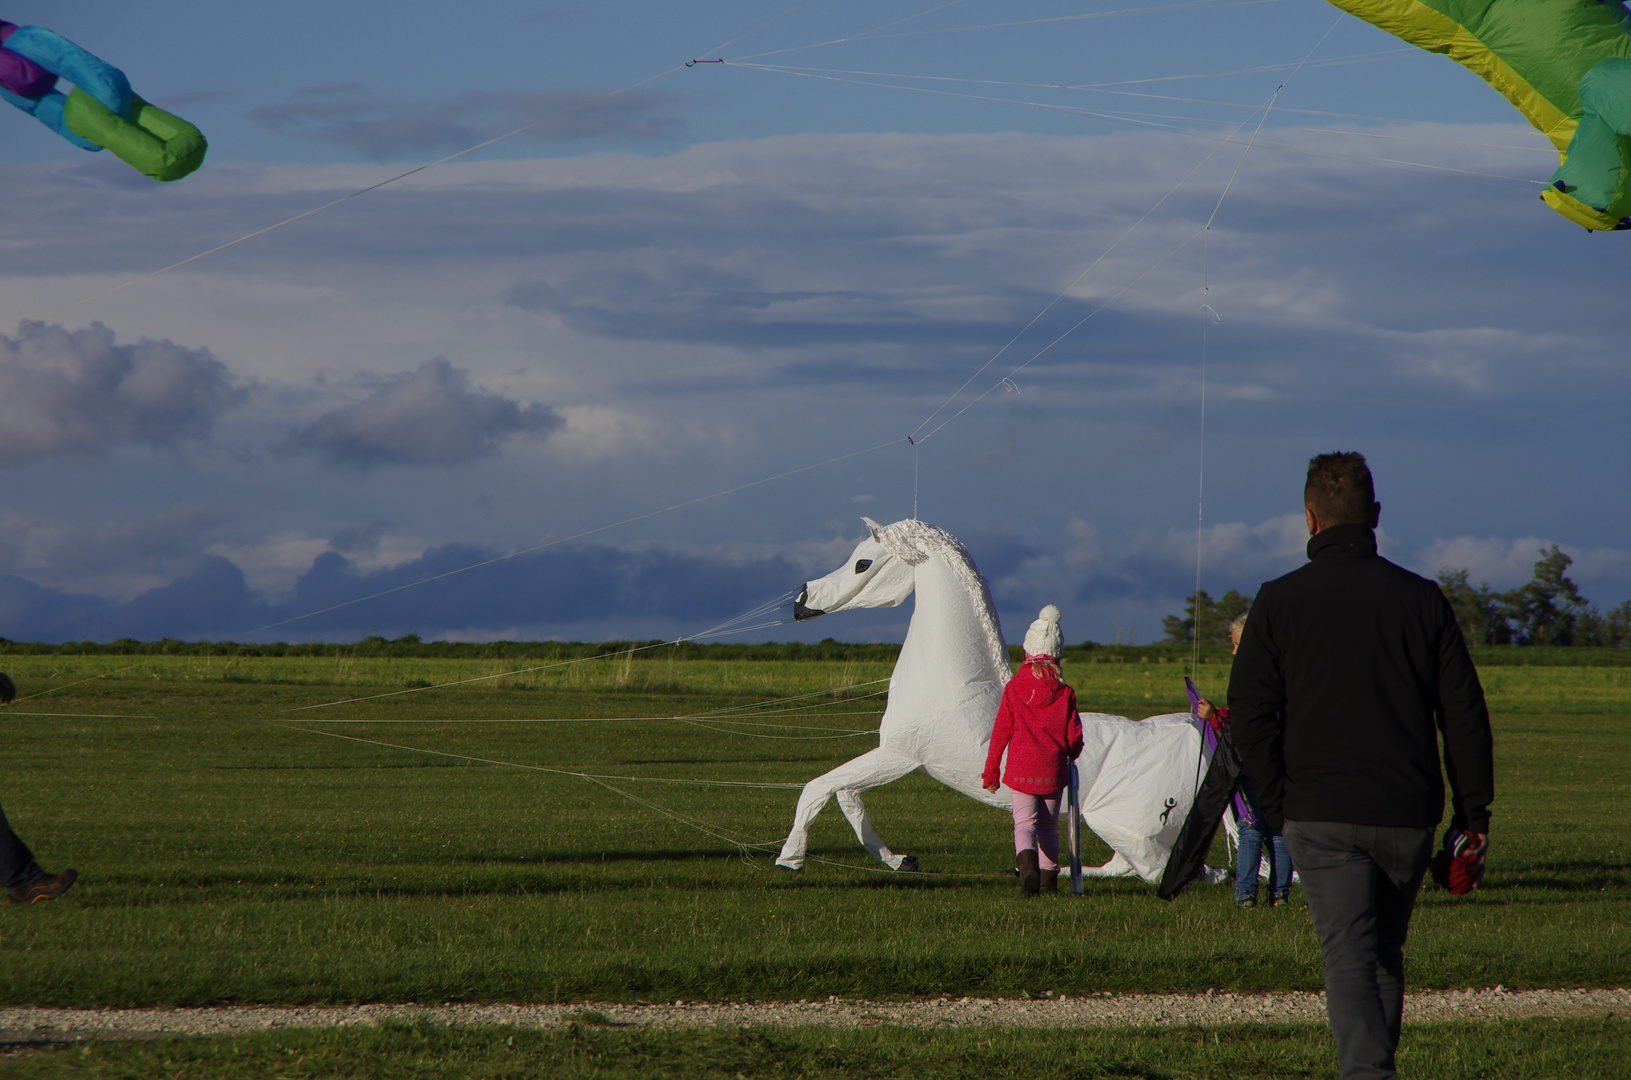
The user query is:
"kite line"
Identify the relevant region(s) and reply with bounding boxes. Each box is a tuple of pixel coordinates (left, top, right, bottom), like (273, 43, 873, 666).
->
(12, 0, 821, 332)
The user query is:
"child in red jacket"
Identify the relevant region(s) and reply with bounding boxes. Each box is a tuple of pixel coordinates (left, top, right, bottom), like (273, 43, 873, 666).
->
(983, 605, 1084, 896)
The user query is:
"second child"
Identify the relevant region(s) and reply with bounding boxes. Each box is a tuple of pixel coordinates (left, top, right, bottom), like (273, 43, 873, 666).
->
(1196, 612, 1294, 907)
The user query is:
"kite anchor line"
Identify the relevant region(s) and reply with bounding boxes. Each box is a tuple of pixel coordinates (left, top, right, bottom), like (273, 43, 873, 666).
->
(1191, 302, 1221, 682)
(908, 436, 919, 519)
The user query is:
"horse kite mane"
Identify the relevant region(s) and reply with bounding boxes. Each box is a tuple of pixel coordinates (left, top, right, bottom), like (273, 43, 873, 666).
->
(871, 518, 1009, 681)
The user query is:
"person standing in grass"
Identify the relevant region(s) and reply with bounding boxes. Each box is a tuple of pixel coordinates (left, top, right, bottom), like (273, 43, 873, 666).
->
(1229, 452, 1493, 1080)
(982, 605, 1083, 896)
(1194, 613, 1294, 908)
(0, 674, 77, 904)
(0, 801, 75, 904)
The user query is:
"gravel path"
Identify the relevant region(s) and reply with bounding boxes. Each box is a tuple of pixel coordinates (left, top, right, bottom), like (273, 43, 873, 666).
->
(0, 988, 1624, 1041)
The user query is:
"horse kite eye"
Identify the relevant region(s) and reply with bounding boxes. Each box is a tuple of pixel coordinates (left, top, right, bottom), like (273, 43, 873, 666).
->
(854, 559, 872, 574)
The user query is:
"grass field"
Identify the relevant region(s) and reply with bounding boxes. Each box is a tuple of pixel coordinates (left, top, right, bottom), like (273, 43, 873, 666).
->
(0, 650, 1623, 1013)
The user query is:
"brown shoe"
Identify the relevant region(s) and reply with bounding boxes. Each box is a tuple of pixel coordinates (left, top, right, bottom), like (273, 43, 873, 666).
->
(1018, 848, 1040, 896)
(1039, 868, 1059, 895)
(7, 869, 77, 904)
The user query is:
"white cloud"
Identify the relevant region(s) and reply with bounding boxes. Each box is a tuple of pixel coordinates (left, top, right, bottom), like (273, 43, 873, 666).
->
(0, 323, 243, 467)
(1410, 535, 1631, 600)
(281, 358, 562, 468)
(0, 124, 1627, 641)
(207, 527, 430, 599)
(0, 501, 227, 602)
(548, 404, 660, 461)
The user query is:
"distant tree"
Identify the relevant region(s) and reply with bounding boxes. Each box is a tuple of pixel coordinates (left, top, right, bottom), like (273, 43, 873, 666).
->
(1607, 600, 1631, 648)
(1572, 599, 1631, 648)
(1444, 547, 1631, 648)
(1507, 545, 1589, 646)
(1436, 568, 1511, 646)
(1162, 588, 1253, 646)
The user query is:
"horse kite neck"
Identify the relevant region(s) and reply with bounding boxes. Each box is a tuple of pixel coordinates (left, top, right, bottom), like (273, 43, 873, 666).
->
(878, 522, 1010, 700)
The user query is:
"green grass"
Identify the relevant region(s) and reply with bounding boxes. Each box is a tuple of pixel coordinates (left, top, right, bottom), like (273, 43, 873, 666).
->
(2, 1019, 1627, 1079)
(0, 655, 1624, 1007)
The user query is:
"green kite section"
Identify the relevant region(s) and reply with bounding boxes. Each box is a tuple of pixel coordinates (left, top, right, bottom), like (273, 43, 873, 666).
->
(1327, 0, 1631, 230)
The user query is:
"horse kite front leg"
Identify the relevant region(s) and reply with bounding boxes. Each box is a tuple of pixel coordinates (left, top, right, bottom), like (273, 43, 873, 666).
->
(776, 746, 921, 871)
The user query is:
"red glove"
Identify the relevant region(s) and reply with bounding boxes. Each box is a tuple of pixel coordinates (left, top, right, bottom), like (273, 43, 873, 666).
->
(1430, 827, 1487, 895)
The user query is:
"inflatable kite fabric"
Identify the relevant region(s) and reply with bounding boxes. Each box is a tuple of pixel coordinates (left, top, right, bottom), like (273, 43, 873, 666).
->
(0, 20, 205, 181)
(776, 516, 1227, 885)
(1327, 0, 1631, 231)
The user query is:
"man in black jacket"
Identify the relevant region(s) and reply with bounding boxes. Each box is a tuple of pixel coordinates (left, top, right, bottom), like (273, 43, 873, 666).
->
(1230, 452, 1493, 1080)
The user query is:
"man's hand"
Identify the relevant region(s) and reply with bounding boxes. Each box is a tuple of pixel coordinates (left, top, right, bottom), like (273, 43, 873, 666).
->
(1195, 698, 1217, 722)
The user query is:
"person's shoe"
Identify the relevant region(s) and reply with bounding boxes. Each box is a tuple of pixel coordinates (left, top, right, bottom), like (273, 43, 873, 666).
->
(7, 869, 77, 904)
(1269, 892, 1290, 907)
(1236, 894, 1257, 909)
(1039, 868, 1059, 895)
(1018, 848, 1040, 896)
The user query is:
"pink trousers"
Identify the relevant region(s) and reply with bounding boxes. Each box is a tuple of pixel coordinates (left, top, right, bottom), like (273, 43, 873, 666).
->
(1012, 790, 1062, 871)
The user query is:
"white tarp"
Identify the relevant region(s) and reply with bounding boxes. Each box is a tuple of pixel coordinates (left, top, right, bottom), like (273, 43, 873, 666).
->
(1074, 711, 1210, 882)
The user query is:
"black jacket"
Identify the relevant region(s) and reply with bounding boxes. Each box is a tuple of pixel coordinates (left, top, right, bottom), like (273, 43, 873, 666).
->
(1229, 523, 1494, 833)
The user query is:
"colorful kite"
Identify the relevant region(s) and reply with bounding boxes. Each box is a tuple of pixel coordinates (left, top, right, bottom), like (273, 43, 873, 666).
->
(1327, 0, 1631, 231)
(0, 20, 205, 181)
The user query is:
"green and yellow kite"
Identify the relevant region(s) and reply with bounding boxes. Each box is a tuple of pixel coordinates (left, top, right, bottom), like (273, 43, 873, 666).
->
(1329, 0, 1631, 231)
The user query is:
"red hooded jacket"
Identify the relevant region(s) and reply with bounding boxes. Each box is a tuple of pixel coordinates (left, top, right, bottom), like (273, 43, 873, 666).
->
(982, 664, 1084, 795)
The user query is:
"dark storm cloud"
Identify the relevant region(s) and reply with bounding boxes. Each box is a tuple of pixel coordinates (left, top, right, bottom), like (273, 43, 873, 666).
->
(0, 541, 804, 643)
(248, 85, 688, 160)
(0, 323, 244, 467)
(280, 542, 802, 637)
(281, 359, 562, 468)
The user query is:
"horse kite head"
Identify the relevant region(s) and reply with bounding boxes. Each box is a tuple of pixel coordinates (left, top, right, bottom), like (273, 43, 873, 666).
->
(794, 517, 927, 621)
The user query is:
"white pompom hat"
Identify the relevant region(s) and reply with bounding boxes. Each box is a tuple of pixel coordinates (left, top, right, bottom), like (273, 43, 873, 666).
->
(1022, 604, 1062, 660)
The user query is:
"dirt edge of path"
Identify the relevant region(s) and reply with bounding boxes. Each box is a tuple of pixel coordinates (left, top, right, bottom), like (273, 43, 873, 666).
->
(1, 987, 1625, 1040)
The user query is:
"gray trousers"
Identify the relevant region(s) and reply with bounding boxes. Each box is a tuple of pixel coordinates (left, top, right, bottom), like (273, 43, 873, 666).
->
(1283, 820, 1433, 1080)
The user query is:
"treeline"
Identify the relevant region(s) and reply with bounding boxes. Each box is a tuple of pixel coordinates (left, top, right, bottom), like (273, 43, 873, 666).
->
(1161, 545, 1629, 649)
(1438, 545, 1630, 647)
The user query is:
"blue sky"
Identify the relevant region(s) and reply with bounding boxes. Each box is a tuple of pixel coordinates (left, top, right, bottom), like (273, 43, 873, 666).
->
(2, 1, 1626, 646)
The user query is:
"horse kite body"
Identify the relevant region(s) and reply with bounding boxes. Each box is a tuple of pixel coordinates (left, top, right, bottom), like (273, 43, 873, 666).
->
(776, 517, 1218, 884)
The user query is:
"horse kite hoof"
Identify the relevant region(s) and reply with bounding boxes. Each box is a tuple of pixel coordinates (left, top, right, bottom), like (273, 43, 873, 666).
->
(774, 861, 802, 873)
(896, 855, 919, 872)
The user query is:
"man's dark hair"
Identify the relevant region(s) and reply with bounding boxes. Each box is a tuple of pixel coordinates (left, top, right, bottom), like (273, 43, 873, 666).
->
(1304, 452, 1375, 526)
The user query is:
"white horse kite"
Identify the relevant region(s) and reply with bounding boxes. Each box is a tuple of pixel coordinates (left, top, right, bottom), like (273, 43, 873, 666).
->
(776, 517, 1217, 883)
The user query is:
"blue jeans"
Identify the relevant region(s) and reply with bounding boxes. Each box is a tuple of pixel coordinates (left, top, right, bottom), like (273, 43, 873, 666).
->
(1236, 820, 1291, 902)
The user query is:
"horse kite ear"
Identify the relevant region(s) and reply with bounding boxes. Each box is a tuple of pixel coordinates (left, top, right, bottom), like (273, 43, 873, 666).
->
(861, 516, 882, 540)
